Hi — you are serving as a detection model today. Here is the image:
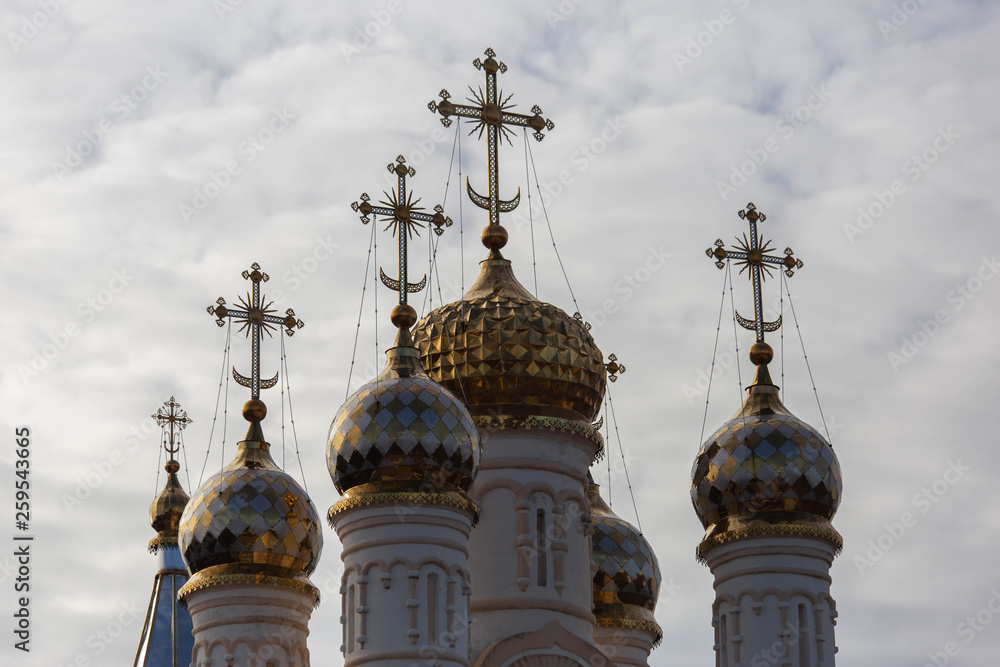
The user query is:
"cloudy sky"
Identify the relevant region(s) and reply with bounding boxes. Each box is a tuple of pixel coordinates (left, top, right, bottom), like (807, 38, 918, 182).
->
(2, 1, 999, 665)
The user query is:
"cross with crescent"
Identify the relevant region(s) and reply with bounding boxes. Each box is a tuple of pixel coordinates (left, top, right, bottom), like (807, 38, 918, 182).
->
(207, 262, 304, 400)
(152, 396, 192, 461)
(429, 47, 554, 246)
(706, 202, 804, 343)
(352, 155, 452, 310)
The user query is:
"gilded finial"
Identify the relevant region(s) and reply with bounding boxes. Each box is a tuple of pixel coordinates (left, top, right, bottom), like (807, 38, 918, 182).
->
(352, 156, 451, 332)
(149, 397, 192, 551)
(606, 354, 626, 383)
(428, 47, 554, 255)
(705, 202, 804, 375)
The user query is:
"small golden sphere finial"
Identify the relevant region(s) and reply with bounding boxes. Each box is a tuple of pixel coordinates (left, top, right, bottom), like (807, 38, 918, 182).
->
(391, 304, 418, 329)
(242, 399, 267, 423)
(164, 459, 180, 474)
(481, 224, 508, 251)
(749, 342, 773, 366)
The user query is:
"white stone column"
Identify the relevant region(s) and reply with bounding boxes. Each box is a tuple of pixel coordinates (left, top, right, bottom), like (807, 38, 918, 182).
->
(185, 584, 316, 667)
(593, 627, 657, 667)
(466, 427, 600, 661)
(705, 537, 839, 667)
(330, 495, 476, 667)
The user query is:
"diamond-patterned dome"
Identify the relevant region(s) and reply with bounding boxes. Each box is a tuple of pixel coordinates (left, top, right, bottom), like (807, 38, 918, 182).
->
(413, 252, 606, 423)
(328, 334, 480, 495)
(589, 482, 660, 612)
(179, 432, 323, 577)
(691, 379, 842, 530)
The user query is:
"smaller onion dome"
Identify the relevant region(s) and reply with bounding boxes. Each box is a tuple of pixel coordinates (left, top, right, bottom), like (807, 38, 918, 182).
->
(691, 350, 843, 560)
(148, 459, 190, 553)
(178, 402, 323, 601)
(589, 477, 662, 645)
(327, 326, 480, 496)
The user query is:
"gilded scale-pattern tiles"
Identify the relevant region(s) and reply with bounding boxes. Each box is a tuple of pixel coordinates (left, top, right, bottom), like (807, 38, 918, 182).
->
(414, 291, 606, 422)
(180, 466, 322, 575)
(691, 407, 842, 527)
(328, 374, 479, 494)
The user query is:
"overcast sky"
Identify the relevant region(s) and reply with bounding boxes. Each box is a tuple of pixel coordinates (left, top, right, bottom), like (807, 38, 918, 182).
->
(2, 1, 999, 666)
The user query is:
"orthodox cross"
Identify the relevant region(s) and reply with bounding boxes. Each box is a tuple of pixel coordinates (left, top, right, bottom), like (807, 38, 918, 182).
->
(152, 396, 192, 461)
(706, 202, 803, 343)
(352, 156, 451, 308)
(429, 47, 554, 237)
(207, 262, 304, 399)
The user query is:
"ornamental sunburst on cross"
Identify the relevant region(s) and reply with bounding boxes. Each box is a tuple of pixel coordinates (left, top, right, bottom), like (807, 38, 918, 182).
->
(207, 262, 304, 399)
(706, 203, 803, 344)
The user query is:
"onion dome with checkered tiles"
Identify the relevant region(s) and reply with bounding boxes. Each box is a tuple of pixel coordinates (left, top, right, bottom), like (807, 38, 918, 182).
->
(148, 459, 190, 553)
(412, 249, 606, 423)
(588, 476, 662, 644)
(327, 326, 480, 496)
(690, 358, 843, 559)
(177, 409, 323, 601)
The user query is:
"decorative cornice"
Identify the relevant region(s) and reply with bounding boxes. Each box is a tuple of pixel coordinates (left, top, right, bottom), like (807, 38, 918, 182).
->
(474, 414, 604, 461)
(328, 491, 479, 524)
(594, 616, 663, 648)
(697, 522, 844, 563)
(147, 534, 178, 553)
(178, 569, 319, 608)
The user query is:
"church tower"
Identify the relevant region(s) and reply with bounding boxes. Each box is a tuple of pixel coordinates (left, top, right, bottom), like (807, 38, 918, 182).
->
(413, 49, 612, 666)
(327, 157, 481, 666)
(691, 203, 843, 666)
(178, 264, 323, 667)
(133, 397, 196, 667)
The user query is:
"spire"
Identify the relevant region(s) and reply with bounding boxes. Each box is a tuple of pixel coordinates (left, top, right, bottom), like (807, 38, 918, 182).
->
(429, 47, 555, 256)
(351, 154, 451, 335)
(134, 398, 195, 667)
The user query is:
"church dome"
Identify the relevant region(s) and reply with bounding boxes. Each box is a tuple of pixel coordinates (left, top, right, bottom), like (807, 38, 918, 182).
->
(589, 479, 662, 643)
(328, 328, 480, 496)
(691, 362, 843, 555)
(413, 250, 606, 423)
(149, 459, 190, 552)
(179, 416, 323, 579)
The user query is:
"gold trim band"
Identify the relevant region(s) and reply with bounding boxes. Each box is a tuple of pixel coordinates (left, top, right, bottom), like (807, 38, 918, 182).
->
(696, 523, 844, 563)
(595, 617, 663, 647)
(474, 415, 605, 460)
(178, 572, 320, 608)
(148, 534, 178, 553)
(329, 491, 479, 523)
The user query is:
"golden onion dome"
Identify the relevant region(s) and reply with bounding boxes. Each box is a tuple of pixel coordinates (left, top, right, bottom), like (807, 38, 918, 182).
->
(148, 459, 190, 552)
(413, 249, 606, 423)
(691, 361, 843, 559)
(589, 479, 662, 644)
(328, 327, 480, 496)
(178, 411, 323, 590)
